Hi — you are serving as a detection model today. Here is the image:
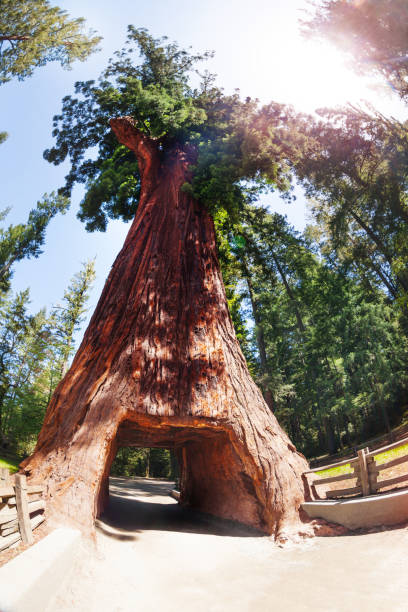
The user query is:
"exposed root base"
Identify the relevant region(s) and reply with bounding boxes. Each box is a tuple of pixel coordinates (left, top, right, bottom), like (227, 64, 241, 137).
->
(310, 519, 349, 537)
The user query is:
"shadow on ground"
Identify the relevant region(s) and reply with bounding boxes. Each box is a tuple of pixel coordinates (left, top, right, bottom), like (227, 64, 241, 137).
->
(96, 476, 263, 541)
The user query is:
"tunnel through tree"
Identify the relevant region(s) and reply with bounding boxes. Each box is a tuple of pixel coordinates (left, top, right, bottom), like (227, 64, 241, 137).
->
(21, 28, 312, 540)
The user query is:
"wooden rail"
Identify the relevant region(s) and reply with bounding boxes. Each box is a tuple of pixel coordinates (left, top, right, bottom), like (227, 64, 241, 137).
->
(0, 470, 46, 553)
(304, 435, 408, 501)
(309, 422, 408, 470)
(303, 456, 358, 474)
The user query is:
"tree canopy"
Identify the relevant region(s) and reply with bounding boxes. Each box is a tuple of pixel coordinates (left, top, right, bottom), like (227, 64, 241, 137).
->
(0, 193, 69, 294)
(220, 205, 408, 455)
(292, 106, 408, 307)
(0, 0, 101, 85)
(38, 26, 408, 460)
(45, 26, 297, 231)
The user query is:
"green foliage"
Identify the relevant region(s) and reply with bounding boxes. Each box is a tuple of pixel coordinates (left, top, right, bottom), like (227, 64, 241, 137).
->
(77, 147, 140, 232)
(293, 107, 408, 309)
(0, 454, 19, 472)
(0, 193, 69, 294)
(111, 447, 175, 479)
(0, 261, 95, 456)
(303, 0, 408, 99)
(0, 0, 101, 85)
(44, 27, 295, 231)
(0, 289, 51, 452)
(50, 259, 96, 377)
(218, 206, 408, 457)
(213, 208, 255, 370)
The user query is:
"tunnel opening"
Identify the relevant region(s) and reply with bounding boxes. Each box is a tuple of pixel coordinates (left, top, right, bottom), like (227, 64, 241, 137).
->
(111, 447, 178, 482)
(96, 415, 268, 535)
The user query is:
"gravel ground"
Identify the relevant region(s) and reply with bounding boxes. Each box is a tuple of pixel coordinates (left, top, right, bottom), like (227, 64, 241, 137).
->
(47, 476, 408, 612)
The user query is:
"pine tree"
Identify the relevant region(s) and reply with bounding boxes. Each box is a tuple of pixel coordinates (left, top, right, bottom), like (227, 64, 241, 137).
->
(0, 261, 96, 455)
(0, 290, 52, 450)
(0, 0, 101, 85)
(51, 259, 96, 379)
(0, 193, 69, 294)
(223, 206, 408, 456)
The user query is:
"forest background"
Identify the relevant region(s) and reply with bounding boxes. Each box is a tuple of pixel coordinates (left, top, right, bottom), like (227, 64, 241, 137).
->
(1, 0, 408, 479)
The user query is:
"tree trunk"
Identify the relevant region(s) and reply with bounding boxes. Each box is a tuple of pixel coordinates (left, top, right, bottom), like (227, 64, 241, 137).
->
(269, 250, 306, 334)
(241, 260, 274, 412)
(145, 448, 150, 479)
(349, 209, 408, 292)
(323, 416, 337, 455)
(21, 117, 311, 541)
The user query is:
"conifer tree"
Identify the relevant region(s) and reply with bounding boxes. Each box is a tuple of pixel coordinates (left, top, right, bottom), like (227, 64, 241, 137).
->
(0, 193, 69, 294)
(0, 261, 96, 455)
(0, 0, 100, 85)
(51, 259, 96, 378)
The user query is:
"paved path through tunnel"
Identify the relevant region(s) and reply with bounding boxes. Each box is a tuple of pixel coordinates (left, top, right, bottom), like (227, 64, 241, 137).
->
(48, 476, 408, 612)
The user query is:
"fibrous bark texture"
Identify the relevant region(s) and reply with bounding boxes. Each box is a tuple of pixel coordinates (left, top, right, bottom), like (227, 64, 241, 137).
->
(21, 117, 311, 540)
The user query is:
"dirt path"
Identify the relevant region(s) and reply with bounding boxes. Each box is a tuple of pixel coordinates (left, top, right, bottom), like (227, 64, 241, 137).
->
(48, 477, 408, 612)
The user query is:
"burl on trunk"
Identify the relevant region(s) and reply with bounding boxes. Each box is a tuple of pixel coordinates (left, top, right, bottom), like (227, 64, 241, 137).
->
(21, 117, 310, 540)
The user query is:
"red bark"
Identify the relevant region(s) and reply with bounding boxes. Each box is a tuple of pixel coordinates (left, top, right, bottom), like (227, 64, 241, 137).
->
(21, 117, 312, 540)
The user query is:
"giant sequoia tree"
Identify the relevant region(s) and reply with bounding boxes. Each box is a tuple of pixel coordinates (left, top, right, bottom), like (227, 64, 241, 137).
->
(21, 28, 313, 540)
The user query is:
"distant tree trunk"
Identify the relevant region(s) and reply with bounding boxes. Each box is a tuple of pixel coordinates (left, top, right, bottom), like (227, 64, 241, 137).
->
(349, 209, 408, 292)
(170, 450, 178, 483)
(269, 250, 306, 334)
(145, 448, 150, 478)
(0, 385, 7, 444)
(241, 259, 274, 411)
(21, 117, 312, 541)
(376, 386, 391, 436)
(342, 415, 352, 448)
(323, 416, 337, 455)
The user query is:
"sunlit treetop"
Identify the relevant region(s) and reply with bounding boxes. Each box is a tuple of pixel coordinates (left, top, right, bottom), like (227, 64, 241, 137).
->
(303, 0, 408, 99)
(0, 0, 101, 85)
(291, 105, 408, 303)
(44, 27, 303, 231)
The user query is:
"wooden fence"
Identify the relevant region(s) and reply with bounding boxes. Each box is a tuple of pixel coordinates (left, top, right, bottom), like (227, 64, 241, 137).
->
(309, 421, 408, 469)
(0, 469, 45, 553)
(304, 435, 408, 501)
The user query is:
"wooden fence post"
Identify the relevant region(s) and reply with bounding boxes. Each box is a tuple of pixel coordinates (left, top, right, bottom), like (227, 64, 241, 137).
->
(0, 468, 10, 485)
(14, 474, 34, 545)
(367, 454, 378, 493)
(357, 447, 371, 496)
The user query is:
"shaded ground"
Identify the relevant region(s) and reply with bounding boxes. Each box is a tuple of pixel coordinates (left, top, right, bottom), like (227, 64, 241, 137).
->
(48, 476, 408, 612)
(99, 477, 261, 538)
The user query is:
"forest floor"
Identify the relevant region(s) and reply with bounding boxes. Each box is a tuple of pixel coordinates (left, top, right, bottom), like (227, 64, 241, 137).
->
(47, 477, 408, 612)
(0, 453, 19, 472)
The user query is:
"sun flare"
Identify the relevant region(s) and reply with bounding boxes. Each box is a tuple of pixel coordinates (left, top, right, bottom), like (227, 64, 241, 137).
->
(277, 39, 378, 112)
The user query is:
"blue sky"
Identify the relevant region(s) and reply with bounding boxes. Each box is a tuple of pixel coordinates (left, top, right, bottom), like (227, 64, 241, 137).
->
(0, 0, 405, 344)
